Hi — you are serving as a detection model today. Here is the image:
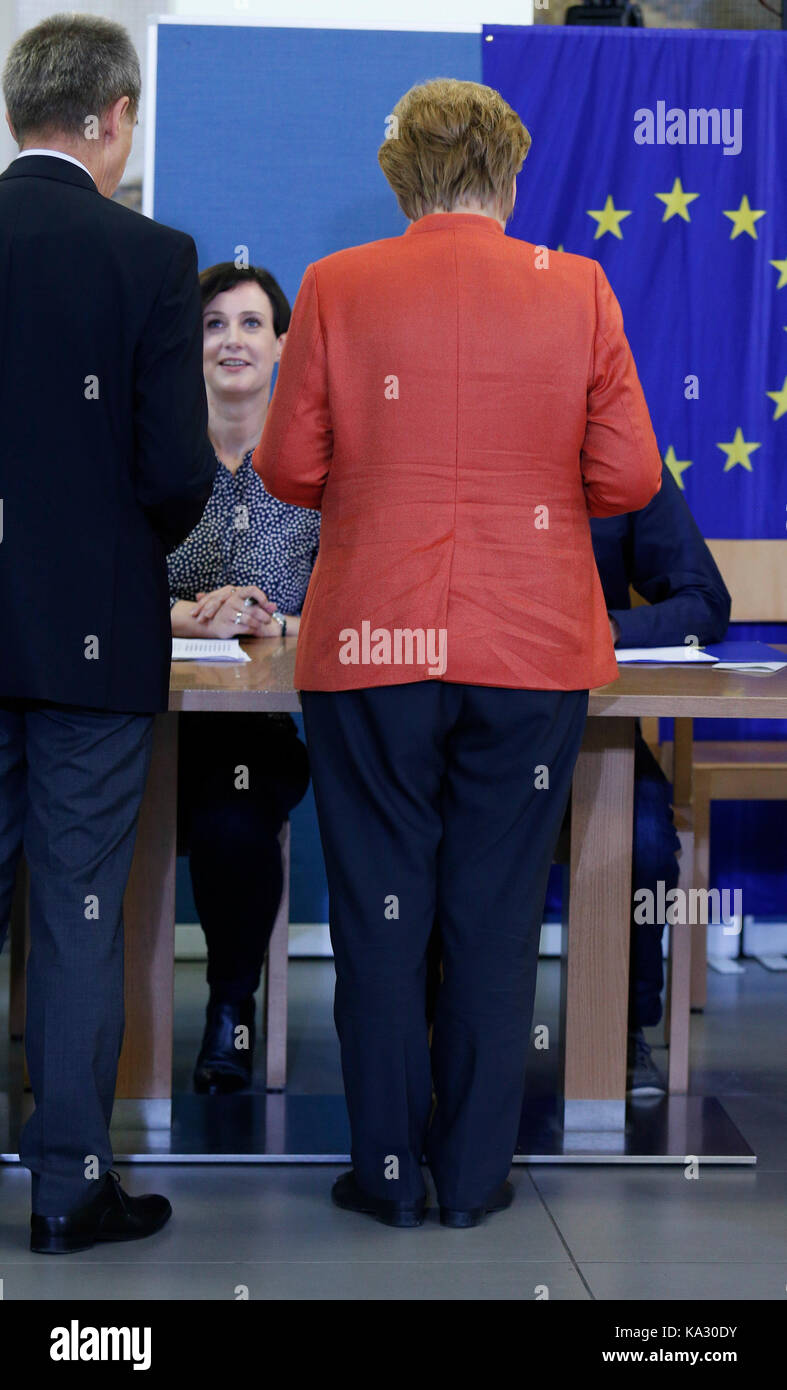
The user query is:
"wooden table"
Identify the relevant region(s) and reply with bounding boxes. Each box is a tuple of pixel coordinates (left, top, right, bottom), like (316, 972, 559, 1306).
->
(564, 649, 787, 1131)
(117, 641, 787, 1137)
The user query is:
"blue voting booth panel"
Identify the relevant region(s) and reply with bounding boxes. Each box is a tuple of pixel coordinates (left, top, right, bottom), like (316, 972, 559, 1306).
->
(153, 23, 481, 926)
(152, 22, 481, 308)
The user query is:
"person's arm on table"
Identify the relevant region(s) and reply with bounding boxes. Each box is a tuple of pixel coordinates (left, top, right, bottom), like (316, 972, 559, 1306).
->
(170, 584, 277, 639)
(607, 466, 732, 648)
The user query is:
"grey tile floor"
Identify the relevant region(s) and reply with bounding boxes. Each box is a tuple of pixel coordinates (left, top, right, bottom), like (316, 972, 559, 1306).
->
(0, 952, 785, 1300)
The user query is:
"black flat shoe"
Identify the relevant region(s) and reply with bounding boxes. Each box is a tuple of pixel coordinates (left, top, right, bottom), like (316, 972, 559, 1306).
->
(440, 1179, 514, 1229)
(30, 1170, 172, 1254)
(331, 1171, 426, 1228)
(194, 996, 255, 1094)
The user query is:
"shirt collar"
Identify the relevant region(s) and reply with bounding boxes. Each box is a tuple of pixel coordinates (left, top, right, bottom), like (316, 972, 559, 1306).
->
(404, 212, 505, 237)
(213, 446, 256, 475)
(14, 148, 96, 186)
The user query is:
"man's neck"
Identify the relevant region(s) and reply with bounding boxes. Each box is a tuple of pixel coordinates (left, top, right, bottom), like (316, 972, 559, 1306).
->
(22, 140, 83, 159)
(18, 141, 96, 181)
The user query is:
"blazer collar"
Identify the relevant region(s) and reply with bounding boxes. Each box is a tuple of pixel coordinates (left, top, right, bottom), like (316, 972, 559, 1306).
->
(0, 153, 97, 194)
(405, 212, 504, 237)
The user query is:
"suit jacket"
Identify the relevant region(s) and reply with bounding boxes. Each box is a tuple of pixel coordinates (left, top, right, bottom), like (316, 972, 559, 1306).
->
(592, 464, 731, 648)
(0, 155, 216, 713)
(254, 211, 662, 692)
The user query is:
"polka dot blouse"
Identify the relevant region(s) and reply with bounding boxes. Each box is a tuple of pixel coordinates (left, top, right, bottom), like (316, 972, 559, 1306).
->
(167, 449, 321, 613)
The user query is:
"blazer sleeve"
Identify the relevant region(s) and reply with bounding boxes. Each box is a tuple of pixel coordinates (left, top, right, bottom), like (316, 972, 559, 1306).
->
(253, 263, 332, 509)
(133, 236, 216, 552)
(580, 261, 662, 519)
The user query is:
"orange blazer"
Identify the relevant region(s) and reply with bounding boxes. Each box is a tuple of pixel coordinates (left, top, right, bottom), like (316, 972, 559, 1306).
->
(253, 212, 662, 692)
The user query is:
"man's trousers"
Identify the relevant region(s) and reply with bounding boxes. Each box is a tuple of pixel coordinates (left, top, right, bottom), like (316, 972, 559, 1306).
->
(301, 681, 588, 1211)
(0, 699, 153, 1215)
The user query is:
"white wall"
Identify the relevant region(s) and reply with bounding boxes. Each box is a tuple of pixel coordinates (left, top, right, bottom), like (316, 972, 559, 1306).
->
(0, 2, 532, 181)
(2, 2, 180, 182)
(168, 1, 534, 30)
(0, 2, 18, 171)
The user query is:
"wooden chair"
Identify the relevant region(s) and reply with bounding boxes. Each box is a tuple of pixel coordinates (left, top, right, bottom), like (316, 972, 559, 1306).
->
(689, 540, 787, 989)
(627, 598, 695, 1091)
(646, 538, 785, 1083)
(7, 817, 292, 1093)
(660, 722, 695, 1093)
(264, 822, 291, 1091)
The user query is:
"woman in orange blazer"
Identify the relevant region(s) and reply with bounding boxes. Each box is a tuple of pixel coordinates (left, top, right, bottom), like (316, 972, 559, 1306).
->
(254, 78, 661, 1229)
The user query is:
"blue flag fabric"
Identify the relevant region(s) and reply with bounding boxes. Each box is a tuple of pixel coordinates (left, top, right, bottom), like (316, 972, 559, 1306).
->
(484, 28, 787, 916)
(483, 26, 787, 542)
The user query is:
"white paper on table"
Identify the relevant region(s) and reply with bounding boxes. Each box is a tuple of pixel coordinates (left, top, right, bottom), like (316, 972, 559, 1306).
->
(615, 646, 717, 664)
(711, 660, 787, 673)
(171, 638, 251, 663)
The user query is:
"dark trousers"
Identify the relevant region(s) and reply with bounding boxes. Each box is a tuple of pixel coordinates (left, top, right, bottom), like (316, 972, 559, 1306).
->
(177, 714, 310, 1004)
(0, 699, 153, 1215)
(629, 730, 681, 1028)
(301, 681, 588, 1210)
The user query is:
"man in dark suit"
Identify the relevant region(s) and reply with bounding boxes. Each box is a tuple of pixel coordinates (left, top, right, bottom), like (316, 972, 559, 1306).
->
(592, 463, 730, 1094)
(0, 14, 215, 1252)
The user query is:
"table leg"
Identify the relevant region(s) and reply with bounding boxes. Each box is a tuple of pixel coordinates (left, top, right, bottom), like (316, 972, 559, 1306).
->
(115, 712, 178, 1121)
(561, 717, 635, 1131)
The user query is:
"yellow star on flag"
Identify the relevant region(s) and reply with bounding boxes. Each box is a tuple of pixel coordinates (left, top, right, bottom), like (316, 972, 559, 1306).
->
(587, 196, 632, 241)
(655, 179, 699, 223)
(723, 196, 766, 241)
(766, 375, 787, 421)
(770, 256, 787, 289)
(716, 428, 760, 473)
(663, 445, 693, 490)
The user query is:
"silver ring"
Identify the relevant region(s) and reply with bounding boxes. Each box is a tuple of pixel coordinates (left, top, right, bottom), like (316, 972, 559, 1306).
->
(234, 611, 243, 625)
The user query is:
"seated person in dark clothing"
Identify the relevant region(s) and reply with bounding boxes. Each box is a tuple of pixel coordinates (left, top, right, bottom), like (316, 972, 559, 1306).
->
(169, 262, 320, 1093)
(593, 462, 730, 1093)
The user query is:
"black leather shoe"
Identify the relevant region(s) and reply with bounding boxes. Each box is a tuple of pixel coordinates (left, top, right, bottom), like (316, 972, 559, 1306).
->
(440, 1179, 514, 1229)
(331, 1171, 426, 1228)
(194, 996, 255, 1094)
(30, 1170, 172, 1254)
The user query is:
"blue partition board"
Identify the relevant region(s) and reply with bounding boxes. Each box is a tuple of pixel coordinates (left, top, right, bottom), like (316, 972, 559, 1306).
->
(153, 23, 481, 304)
(155, 23, 481, 926)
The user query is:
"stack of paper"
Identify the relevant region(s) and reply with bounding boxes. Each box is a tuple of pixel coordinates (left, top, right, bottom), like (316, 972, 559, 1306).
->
(616, 642, 786, 673)
(616, 646, 715, 664)
(171, 638, 251, 663)
(704, 642, 787, 673)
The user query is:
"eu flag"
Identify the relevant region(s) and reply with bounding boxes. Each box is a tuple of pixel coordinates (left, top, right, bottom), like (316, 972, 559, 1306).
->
(483, 26, 787, 541)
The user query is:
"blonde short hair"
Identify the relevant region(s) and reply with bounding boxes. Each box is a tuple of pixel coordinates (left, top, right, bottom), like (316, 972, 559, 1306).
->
(378, 77, 531, 222)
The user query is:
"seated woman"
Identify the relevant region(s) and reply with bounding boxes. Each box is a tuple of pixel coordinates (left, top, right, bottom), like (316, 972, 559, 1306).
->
(169, 262, 320, 1093)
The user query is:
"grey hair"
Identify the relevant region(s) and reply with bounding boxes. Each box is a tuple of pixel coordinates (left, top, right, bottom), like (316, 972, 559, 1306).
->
(2, 13, 141, 144)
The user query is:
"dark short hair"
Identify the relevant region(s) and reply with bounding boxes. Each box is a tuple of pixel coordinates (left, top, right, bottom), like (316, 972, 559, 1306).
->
(3, 13, 141, 144)
(199, 264, 291, 340)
